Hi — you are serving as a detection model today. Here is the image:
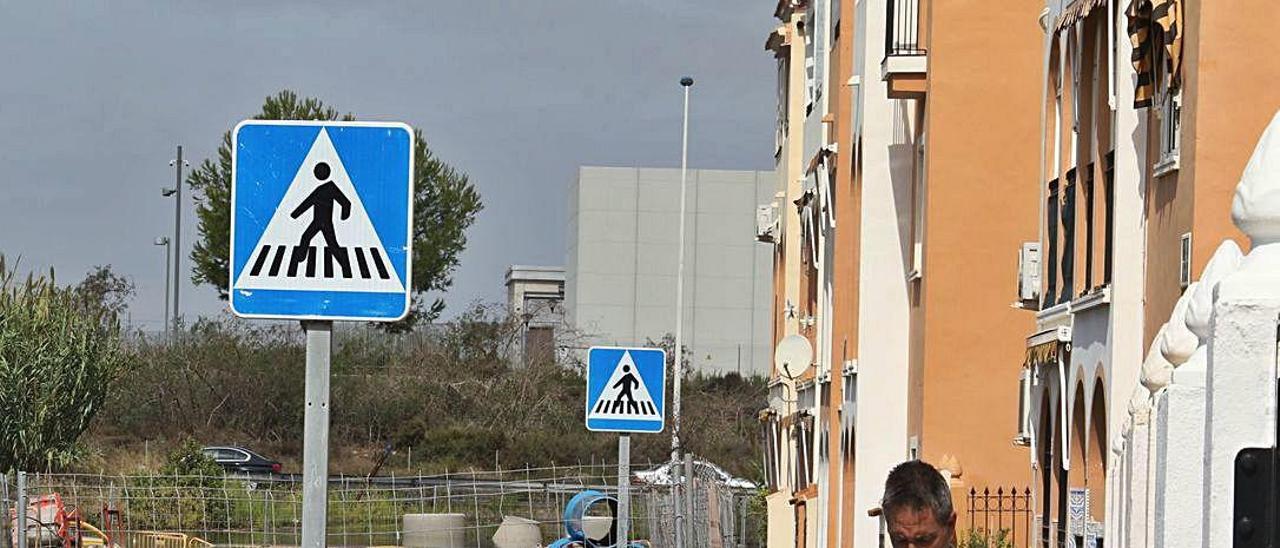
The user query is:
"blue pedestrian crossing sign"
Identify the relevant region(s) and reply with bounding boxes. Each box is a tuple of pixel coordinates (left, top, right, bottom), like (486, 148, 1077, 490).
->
(229, 120, 414, 321)
(585, 346, 667, 433)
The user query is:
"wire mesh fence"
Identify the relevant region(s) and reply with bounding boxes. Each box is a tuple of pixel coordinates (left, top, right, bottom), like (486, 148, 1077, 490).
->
(0, 460, 760, 548)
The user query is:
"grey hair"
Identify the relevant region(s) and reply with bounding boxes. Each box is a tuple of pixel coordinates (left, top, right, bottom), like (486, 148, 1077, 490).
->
(881, 460, 954, 525)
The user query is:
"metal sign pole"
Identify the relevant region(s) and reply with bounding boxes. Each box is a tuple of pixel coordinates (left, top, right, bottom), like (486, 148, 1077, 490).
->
(15, 472, 26, 548)
(301, 321, 332, 548)
(617, 434, 631, 548)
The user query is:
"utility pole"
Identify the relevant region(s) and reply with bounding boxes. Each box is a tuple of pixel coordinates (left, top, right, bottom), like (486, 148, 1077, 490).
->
(163, 146, 188, 333)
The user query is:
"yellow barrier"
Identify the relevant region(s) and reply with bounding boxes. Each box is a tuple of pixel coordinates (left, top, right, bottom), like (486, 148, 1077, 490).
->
(130, 531, 213, 548)
(73, 521, 109, 546)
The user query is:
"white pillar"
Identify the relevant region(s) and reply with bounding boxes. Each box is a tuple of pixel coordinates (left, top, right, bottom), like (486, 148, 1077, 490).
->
(1204, 256, 1280, 547)
(1151, 379, 1206, 548)
(1125, 410, 1150, 548)
(1204, 110, 1280, 548)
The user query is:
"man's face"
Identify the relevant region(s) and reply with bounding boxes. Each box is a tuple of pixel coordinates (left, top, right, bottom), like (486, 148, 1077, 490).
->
(886, 506, 955, 548)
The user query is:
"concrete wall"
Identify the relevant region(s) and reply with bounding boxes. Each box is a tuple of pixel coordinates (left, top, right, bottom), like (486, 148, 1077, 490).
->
(566, 166, 775, 376)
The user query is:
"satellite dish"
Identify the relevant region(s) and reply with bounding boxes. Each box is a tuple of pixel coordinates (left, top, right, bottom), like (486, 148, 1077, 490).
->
(774, 335, 813, 380)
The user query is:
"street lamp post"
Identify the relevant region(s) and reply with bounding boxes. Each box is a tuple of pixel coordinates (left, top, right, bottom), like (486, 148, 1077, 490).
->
(162, 145, 189, 334)
(153, 237, 171, 336)
(672, 76, 693, 462)
(672, 76, 693, 548)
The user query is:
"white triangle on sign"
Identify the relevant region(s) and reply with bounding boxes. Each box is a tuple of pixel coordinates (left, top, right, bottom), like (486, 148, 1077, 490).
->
(588, 351, 661, 420)
(234, 128, 406, 293)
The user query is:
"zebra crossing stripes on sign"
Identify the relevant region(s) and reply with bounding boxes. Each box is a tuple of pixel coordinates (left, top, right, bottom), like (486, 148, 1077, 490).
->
(229, 121, 414, 321)
(585, 347, 666, 433)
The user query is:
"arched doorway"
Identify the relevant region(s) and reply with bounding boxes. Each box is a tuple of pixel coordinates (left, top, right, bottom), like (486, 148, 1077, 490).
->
(1087, 378, 1107, 541)
(1067, 384, 1087, 546)
(1039, 391, 1053, 548)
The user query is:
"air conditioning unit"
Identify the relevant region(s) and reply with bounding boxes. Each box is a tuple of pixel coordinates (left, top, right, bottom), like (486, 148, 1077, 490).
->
(1018, 242, 1042, 303)
(756, 204, 779, 243)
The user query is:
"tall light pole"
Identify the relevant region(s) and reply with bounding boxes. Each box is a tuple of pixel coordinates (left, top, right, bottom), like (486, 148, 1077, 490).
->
(672, 76, 693, 462)
(162, 145, 189, 333)
(154, 237, 171, 336)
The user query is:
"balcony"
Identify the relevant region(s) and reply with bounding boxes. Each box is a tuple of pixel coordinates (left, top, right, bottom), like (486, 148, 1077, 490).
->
(882, 0, 928, 99)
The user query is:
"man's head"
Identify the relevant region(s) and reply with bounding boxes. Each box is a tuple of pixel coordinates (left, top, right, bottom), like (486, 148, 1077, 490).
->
(881, 460, 956, 548)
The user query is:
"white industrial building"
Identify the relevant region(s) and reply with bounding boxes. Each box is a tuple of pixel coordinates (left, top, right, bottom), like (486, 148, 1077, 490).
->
(565, 166, 774, 376)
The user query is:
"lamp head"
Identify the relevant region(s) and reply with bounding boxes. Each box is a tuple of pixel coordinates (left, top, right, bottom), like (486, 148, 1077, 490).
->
(680, 76, 694, 87)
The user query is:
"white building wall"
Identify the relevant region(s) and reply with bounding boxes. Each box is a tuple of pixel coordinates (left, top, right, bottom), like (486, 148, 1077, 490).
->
(567, 167, 776, 376)
(851, 0, 915, 546)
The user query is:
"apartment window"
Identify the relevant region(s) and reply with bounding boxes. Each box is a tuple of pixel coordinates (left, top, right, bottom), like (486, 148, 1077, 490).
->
(776, 58, 788, 157)
(1060, 169, 1077, 305)
(1153, 25, 1180, 174)
(794, 413, 815, 488)
(1044, 179, 1060, 310)
(1104, 152, 1115, 284)
(1157, 91, 1181, 172)
(802, 13, 816, 113)
(762, 416, 782, 491)
(1083, 165, 1095, 293)
(1180, 232, 1192, 289)
(840, 365, 857, 457)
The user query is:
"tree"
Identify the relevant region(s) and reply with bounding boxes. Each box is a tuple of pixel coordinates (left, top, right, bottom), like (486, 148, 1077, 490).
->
(0, 257, 126, 471)
(189, 90, 483, 330)
(75, 265, 135, 318)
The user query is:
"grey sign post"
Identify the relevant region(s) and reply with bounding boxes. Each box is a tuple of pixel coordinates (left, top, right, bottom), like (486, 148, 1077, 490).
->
(301, 321, 332, 548)
(616, 435, 631, 548)
(229, 121, 416, 547)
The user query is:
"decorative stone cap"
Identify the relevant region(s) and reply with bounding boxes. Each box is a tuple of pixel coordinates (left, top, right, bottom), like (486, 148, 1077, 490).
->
(1232, 110, 1280, 244)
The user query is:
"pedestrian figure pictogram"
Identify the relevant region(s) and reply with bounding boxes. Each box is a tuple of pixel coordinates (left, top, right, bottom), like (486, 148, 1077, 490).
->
(292, 162, 351, 250)
(586, 347, 666, 433)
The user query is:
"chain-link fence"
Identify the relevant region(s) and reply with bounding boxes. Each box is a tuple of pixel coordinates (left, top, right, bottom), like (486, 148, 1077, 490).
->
(0, 460, 760, 548)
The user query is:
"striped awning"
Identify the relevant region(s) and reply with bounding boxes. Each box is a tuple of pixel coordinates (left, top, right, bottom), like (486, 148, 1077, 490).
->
(1024, 327, 1071, 369)
(1127, 0, 1183, 108)
(1024, 340, 1063, 369)
(1055, 0, 1108, 32)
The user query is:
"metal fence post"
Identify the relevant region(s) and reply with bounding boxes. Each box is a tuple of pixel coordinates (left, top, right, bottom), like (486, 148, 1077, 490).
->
(683, 454, 694, 548)
(15, 472, 26, 548)
(0, 473, 10, 548)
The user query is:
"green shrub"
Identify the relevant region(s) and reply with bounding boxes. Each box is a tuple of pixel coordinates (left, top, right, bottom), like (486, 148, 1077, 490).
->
(961, 528, 1014, 548)
(0, 258, 127, 471)
(123, 440, 229, 531)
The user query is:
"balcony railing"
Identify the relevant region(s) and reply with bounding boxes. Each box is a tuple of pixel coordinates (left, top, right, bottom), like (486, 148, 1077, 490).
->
(885, 0, 925, 57)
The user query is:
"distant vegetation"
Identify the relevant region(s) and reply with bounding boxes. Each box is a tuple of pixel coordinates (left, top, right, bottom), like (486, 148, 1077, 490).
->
(84, 304, 767, 480)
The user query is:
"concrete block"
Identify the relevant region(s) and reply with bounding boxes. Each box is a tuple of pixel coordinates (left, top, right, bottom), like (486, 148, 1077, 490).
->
(403, 513, 466, 548)
(491, 516, 542, 548)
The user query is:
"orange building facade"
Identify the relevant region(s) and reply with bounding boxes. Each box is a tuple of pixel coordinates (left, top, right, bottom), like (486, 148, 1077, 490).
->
(759, 0, 1043, 546)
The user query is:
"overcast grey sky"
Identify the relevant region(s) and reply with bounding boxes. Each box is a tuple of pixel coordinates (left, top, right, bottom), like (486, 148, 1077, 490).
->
(0, 1, 775, 329)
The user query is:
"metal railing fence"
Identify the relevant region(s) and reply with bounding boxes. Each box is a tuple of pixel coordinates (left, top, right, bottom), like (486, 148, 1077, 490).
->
(0, 460, 760, 548)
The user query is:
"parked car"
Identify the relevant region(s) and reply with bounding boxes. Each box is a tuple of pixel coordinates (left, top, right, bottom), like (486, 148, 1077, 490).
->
(633, 459, 756, 489)
(201, 446, 282, 475)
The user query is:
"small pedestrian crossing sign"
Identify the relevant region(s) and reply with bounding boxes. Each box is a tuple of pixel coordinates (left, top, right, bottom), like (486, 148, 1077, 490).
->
(586, 346, 666, 433)
(229, 120, 414, 321)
